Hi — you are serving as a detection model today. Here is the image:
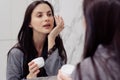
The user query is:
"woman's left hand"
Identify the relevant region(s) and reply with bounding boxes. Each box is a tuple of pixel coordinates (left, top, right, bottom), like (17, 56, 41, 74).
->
(48, 15, 64, 39)
(48, 16, 64, 50)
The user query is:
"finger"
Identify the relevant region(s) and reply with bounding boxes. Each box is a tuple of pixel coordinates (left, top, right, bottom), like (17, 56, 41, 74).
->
(57, 70, 63, 80)
(30, 65, 39, 73)
(59, 70, 72, 80)
(58, 15, 61, 22)
(29, 62, 38, 72)
(28, 61, 34, 66)
(34, 69, 40, 75)
(59, 16, 64, 27)
(57, 76, 62, 80)
(61, 17, 64, 25)
(60, 17, 64, 28)
(55, 15, 58, 20)
(28, 61, 35, 71)
(54, 15, 64, 32)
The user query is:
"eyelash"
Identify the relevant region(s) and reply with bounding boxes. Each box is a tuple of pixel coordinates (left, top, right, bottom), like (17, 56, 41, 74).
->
(37, 13, 53, 18)
(37, 15, 42, 17)
(47, 13, 52, 16)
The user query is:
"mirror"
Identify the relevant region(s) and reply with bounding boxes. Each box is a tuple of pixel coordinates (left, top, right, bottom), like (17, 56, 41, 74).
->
(0, 0, 85, 80)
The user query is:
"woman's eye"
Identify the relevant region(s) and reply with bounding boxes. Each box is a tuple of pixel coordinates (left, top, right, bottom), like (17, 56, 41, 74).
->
(48, 13, 52, 17)
(37, 14, 42, 17)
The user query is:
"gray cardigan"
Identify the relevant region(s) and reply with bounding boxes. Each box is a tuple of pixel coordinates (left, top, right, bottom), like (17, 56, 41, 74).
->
(6, 48, 64, 80)
(72, 45, 120, 80)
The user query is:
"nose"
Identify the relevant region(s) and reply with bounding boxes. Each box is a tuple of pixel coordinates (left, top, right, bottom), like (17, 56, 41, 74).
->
(44, 15, 49, 22)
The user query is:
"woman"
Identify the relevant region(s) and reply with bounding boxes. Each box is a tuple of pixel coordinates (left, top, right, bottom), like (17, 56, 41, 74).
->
(58, 0, 120, 80)
(7, 0, 67, 80)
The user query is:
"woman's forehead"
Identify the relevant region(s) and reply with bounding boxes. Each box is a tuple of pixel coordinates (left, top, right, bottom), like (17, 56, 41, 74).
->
(33, 3, 52, 13)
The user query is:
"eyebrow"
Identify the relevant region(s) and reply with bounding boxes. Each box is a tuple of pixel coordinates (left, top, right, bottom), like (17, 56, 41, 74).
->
(37, 10, 52, 14)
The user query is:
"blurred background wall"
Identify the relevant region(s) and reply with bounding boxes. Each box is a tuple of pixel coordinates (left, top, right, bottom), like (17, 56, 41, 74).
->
(0, 0, 84, 80)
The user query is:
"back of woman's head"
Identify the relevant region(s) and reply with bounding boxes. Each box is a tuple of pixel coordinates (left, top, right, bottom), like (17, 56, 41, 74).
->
(83, 0, 120, 58)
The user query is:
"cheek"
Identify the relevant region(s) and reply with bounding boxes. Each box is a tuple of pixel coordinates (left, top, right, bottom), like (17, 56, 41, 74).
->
(50, 18, 54, 26)
(31, 19, 42, 27)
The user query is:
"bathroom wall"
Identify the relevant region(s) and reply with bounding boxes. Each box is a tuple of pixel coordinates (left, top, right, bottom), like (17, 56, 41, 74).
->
(48, 0, 85, 65)
(0, 0, 28, 79)
(0, 0, 84, 80)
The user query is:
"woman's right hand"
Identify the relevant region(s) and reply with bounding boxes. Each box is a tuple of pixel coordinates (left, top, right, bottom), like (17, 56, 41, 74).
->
(57, 70, 72, 80)
(27, 61, 40, 79)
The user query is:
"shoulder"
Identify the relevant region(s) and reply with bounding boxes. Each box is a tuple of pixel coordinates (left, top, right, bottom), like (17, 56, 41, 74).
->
(78, 45, 120, 80)
(80, 57, 94, 71)
(8, 47, 24, 59)
(76, 57, 97, 80)
(94, 44, 115, 58)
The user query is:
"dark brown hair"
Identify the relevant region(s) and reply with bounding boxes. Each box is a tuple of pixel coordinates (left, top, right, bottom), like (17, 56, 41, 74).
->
(17, 0, 67, 78)
(76, 0, 120, 79)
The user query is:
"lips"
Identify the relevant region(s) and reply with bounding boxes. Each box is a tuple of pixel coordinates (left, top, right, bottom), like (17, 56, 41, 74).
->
(43, 24, 51, 28)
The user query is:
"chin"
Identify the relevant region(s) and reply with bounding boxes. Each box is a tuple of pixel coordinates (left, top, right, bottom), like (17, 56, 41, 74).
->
(44, 30, 51, 34)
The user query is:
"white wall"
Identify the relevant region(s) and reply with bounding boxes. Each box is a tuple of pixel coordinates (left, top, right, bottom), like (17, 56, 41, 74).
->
(0, 0, 84, 80)
(48, 0, 85, 65)
(0, 0, 27, 80)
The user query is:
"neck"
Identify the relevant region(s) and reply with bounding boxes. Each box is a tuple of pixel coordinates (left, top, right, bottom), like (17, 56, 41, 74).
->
(33, 32, 47, 56)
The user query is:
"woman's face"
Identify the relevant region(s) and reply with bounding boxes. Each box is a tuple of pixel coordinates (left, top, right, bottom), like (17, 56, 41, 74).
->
(30, 3, 54, 34)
